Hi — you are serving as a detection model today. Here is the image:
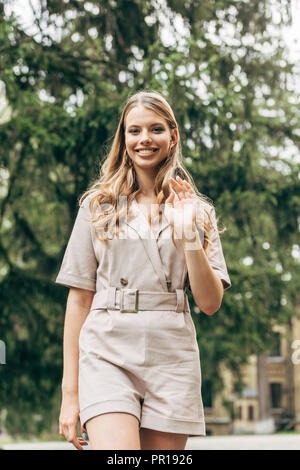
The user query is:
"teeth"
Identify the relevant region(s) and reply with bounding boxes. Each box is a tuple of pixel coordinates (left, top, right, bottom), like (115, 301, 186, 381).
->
(137, 149, 157, 154)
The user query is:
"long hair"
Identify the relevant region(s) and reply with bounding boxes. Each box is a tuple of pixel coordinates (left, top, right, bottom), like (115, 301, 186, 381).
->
(79, 90, 222, 252)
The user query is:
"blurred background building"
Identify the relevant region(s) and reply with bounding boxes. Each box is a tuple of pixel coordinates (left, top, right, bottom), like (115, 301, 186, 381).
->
(203, 306, 300, 435)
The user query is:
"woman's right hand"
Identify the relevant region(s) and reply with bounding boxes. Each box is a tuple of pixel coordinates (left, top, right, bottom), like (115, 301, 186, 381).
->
(59, 394, 88, 450)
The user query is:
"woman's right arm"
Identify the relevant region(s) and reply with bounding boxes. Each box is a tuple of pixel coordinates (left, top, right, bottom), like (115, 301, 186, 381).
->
(59, 287, 94, 450)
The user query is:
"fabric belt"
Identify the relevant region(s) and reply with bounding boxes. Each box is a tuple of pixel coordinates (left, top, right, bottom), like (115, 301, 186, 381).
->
(90, 287, 189, 313)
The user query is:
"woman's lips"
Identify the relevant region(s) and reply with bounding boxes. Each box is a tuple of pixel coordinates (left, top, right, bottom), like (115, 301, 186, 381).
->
(135, 148, 158, 156)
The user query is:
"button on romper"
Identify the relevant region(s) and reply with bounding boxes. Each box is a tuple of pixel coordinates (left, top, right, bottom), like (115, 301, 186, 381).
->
(55, 195, 231, 436)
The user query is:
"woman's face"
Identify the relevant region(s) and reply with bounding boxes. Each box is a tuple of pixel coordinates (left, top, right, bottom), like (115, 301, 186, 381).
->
(124, 105, 177, 173)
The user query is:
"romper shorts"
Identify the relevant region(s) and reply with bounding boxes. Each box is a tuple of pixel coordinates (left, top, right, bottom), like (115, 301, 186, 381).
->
(78, 289, 206, 436)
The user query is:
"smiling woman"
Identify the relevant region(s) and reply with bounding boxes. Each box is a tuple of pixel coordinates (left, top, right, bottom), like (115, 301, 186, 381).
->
(56, 90, 231, 450)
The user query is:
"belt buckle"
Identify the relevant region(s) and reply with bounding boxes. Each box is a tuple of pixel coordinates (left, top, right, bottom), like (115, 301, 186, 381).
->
(120, 288, 139, 313)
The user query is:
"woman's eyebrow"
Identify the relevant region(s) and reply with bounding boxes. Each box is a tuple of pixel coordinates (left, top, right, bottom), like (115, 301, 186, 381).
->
(127, 122, 166, 129)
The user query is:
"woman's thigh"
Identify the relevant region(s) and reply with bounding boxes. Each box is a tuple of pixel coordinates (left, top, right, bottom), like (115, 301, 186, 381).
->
(85, 412, 141, 450)
(140, 428, 188, 450)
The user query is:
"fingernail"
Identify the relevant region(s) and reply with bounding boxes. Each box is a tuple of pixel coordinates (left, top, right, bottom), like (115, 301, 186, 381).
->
(82, 432, 87, 440)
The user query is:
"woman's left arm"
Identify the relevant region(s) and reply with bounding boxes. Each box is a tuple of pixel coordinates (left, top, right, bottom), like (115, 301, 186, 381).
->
(166, 175, 224, 316)
(181, 230, 224, 315)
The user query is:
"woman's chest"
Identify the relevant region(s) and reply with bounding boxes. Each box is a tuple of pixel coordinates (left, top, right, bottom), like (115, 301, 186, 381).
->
(135, 198, 163, 233)
(92, 222, 188, 292)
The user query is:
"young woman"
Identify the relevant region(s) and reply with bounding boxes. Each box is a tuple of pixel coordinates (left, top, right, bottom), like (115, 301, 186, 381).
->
(56, 90, 231, 450)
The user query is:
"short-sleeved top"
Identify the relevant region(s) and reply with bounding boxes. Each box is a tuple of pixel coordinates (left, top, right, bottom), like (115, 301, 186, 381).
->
(55, 195, 231, 295)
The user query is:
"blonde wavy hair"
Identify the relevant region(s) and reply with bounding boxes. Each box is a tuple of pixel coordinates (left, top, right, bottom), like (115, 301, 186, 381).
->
(79, 89, 222, 252)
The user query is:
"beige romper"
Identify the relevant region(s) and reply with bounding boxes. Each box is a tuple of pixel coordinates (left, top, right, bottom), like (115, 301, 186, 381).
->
(55, 195, 231, 436)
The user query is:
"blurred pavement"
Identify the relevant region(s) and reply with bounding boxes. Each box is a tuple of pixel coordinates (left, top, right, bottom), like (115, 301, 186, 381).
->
(1, 433, 300, 450)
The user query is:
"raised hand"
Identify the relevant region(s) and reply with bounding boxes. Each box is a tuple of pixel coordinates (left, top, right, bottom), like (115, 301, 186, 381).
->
(164, 175, 200, 242)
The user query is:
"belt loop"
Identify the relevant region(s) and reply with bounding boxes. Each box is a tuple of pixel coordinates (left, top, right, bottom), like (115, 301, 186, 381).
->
(106, 287, 116, 309)
(175, 289, 185, 313)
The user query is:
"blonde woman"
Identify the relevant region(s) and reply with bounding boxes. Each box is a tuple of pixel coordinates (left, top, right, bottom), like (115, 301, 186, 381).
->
(56, 90, 231, 450)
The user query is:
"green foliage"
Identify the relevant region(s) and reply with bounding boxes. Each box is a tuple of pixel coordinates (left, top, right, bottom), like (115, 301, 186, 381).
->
(0, 0, 299, 435)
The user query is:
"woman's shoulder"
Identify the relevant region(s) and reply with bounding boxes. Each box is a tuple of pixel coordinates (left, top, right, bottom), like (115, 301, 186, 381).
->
(194, 195, 214, 215)
(78, 192, 99, 212)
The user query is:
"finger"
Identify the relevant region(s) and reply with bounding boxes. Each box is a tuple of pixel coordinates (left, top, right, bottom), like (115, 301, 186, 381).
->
(184, 184, 195, 195)
(78, 437, 89, 445)
(171, 182, 185, 200)
(170, 176, 184, 189)
(169, 184, 181, 201)
(170, 177, 184, 192)
(184, 190, 196, 200)
(177, 177, 196, 197)
(180, 191, 192, 200)
(172, 189, 180, 202)
(72, 437, 84, 451)
(167, 182, 178, 199)
(165, 191, 174, 204)
(181, 181, 196, 197)
(165, 194, 174, 214)
(169, 191, 175, 202)
(176, 175, 185, 184)
(181, 178, 191, 188)
(175, 175, 190, 190)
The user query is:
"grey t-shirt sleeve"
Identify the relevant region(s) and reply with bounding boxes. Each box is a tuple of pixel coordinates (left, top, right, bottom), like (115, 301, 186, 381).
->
(55, 197, 97, 292)
(185, 206, 231, 292)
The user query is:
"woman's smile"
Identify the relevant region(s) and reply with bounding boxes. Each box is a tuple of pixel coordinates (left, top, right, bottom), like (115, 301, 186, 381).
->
(135, 148, 159, 157)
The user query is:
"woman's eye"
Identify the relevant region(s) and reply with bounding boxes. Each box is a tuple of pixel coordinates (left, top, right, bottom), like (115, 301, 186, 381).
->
(128, 127, 164, 134)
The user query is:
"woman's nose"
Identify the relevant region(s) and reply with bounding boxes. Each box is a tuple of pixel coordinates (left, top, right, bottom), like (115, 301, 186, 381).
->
(140, 130, 152, 143)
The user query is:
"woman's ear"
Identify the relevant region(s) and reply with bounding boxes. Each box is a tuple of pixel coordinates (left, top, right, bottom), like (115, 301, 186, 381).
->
(170, 128, 178, 148)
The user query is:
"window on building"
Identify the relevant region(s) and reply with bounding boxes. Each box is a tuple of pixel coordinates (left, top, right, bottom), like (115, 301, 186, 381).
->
(248, 405, 254, 421)
(237, 406, 242, 420)
(269, 332, 281, 356)
(270, 383, 282, 408)
(202, 380, 213, 408)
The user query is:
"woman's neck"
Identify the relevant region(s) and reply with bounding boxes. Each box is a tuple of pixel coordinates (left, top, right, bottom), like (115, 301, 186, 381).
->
(134, 167, 158, 200)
